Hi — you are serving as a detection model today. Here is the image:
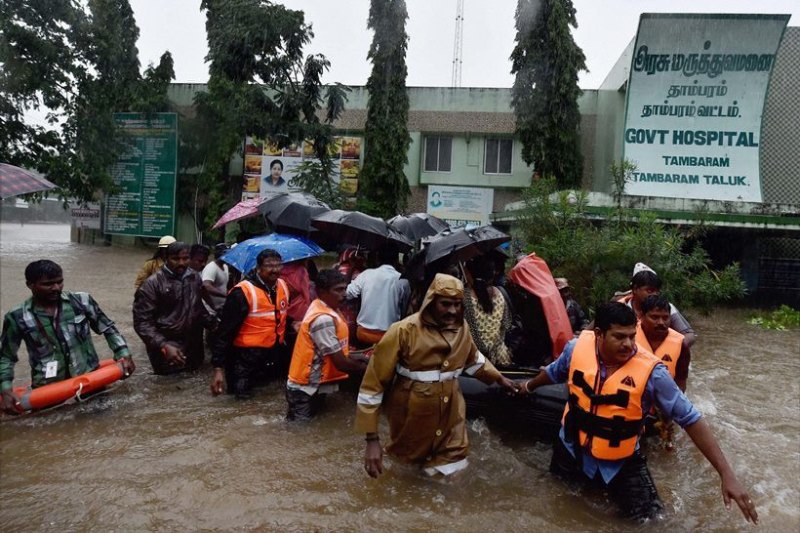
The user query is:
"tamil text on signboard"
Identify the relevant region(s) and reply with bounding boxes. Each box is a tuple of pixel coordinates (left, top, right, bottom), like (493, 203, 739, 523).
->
(623, 14, 789, 202)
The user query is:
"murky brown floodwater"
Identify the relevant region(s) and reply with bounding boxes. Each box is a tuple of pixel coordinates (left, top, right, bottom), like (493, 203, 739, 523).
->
(1, 222, 798, 532)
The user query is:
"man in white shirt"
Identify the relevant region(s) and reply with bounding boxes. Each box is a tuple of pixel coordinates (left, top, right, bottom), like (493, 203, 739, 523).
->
(201, 243, 230, 315)
(346, 249, 410, 345)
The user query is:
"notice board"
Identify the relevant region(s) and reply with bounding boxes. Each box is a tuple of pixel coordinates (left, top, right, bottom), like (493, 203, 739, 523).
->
(105, 113, 178, 237)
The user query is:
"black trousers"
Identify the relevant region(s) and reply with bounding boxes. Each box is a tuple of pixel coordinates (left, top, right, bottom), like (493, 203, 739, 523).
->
(549, 437, 664, 521)
(226, 345, 287, 399)
(285, 387, 327, 421)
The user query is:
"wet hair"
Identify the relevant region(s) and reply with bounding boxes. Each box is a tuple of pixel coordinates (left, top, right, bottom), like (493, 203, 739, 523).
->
(166, 241, 190, 257)
(594, 302, 637, 332)
(269, 159, 283, 171)
(465, 258, 494, 313)
(378, 247, 397, 266)
(256, 248, 282, 266)
(631, 270, 662, 290)
(25, 260, 62, 283)
(641, 294, 670, 315)
(190, 244, 210, 260)
(315, 268, 346, 292)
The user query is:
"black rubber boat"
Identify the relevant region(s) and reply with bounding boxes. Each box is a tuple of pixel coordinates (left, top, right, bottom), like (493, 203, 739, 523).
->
(459, 367, 567, 442)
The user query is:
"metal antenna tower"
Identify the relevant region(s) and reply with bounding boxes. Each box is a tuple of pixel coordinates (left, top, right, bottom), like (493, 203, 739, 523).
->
(451, 0, 465, 87)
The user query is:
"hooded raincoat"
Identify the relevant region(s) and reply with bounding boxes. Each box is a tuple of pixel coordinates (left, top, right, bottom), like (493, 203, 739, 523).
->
(355, 274, 502, 473)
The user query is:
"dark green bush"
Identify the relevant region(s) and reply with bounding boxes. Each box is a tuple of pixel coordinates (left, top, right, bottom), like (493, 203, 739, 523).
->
(516, 176, 747, 315)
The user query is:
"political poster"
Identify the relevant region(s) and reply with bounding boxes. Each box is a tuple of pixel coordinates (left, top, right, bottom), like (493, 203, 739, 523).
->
(242, 135, 362, 200)
(623, 14, 789, 202)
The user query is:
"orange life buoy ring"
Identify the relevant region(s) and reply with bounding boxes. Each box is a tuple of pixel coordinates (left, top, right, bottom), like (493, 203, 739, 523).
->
(12, 359, 127, 412)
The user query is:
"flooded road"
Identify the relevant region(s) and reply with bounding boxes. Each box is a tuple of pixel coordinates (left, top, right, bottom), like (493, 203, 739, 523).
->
(1, 222, 798, 531)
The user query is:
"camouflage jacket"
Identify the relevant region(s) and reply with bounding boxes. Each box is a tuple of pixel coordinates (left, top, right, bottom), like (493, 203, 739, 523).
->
(0, 292, 131, 390)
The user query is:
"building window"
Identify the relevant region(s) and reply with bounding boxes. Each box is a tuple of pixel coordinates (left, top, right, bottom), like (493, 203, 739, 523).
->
(424, 136, 452, 172)
(484, 138, 513, 175)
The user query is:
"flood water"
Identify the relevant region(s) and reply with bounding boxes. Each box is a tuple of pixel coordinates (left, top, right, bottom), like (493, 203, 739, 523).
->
(0, 222, 798, 532)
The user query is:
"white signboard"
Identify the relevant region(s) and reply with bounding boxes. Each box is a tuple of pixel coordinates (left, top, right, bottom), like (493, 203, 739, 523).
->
(427, 185, 494, 226)
(623, 14, 788, 202)
(70, 202, 101, 230)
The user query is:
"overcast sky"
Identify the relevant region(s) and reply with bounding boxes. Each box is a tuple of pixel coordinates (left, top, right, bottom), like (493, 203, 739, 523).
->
(132, 0, 798, 89)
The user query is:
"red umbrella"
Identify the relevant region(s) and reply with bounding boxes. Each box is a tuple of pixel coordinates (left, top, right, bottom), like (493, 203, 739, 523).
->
(0, 163, 58, 199)
(211, 195, 276, 229)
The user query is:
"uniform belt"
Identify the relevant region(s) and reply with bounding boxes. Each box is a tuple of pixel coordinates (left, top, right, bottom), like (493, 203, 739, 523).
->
(396, 364, 462, 383)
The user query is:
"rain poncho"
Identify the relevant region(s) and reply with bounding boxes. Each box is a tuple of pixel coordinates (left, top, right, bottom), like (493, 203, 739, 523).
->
(355, 274, 502, 472)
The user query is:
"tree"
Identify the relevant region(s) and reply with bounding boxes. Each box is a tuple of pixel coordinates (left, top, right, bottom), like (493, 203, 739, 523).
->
(510, 0, 587, 188)
(357, 0, 411, 218)
(0, 0, 86, 181)
(0, 0, 173, 202)
(195, 0, 347, 232)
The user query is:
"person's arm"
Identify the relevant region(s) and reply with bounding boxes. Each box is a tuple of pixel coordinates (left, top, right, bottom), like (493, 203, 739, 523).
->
(346, 273, 365, 300)
(356, 323, 402, 478)
(674, 341, 691, 392)
(684, 419, 758, 523)
(81, 293, 134, 376)
(670, 305, 696, 348)
(307, 315, 368, 375)
(0, 313, 24, 414)
(463, 336, 519, 393)
(648, 365, 757, 523)
(519, 339, 574, 394)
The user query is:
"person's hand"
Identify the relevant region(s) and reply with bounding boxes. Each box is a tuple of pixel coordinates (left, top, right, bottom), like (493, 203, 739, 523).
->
(496, 375, 520, 395)
(517, 378, 535, 396)
(210, 368, 225, 396)
(119, 357, 136, 377)
(364, 438, 383, 478)
(162, 343, 186, 367)
(721, 473, 758, 524)
(1, 390, 23, 415)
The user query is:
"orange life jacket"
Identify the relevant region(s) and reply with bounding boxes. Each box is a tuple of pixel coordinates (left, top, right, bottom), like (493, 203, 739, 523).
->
(288, 299, 349, 386)
(562, 331, 660, 460)
(232, 278, 289, 348)
(635, 326, 684, 378)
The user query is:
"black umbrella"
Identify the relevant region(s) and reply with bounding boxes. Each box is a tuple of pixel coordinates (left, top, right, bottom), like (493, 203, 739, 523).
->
(387, 213, 450, 241)
(423, 225, 510, 265)
(311, 209, 413, 251)
(258, 192, 330, 235)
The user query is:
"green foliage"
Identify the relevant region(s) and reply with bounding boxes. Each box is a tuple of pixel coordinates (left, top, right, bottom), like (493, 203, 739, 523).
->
(510, 0, 586, 188)
(517, 175, 747, 314)
(357, 0, 411, 219)
(748, 305, 800, 331)
(0, 0, 174, 203)
(194, 0, 347, 233)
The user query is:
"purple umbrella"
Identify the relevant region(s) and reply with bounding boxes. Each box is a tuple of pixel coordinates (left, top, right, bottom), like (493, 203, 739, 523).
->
(0, 163, 58, 199)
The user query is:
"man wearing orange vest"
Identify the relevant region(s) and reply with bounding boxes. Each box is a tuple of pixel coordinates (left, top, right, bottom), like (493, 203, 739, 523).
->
(616, 263, 697, 348)
(285, 269, 368, 421)
(637, 295, 690, 392)
(210, 249, 289, 399)
(519, 302, 757, 524)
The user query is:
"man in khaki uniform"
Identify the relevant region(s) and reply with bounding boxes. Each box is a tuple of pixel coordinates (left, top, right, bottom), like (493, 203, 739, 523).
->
(357, 274, 518, 477)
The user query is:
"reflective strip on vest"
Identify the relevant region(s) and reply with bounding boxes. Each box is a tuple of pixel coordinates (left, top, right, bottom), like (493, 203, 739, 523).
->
(463, 351, 486, 376)
(357, 392, 384, 405)
(395, 364, 462, 383)
(244, 281, 271, 317)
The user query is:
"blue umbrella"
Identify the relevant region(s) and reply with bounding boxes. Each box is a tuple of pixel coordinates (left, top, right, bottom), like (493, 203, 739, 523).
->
(221, 233, 324, 274)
